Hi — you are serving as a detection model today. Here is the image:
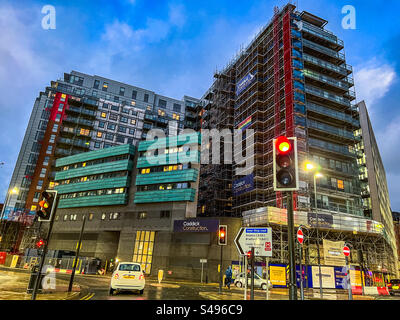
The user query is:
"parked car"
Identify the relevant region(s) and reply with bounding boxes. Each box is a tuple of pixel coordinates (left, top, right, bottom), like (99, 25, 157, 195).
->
(234, 272, 272, 290)
(109, 262, 145, 295)
(388, 279, 400, 296)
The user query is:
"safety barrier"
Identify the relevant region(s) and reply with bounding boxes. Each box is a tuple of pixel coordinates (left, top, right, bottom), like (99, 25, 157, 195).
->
(352, 286, 389, 296)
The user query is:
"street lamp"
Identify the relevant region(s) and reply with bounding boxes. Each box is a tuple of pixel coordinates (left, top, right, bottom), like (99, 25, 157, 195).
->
(304, 162, 324, 299)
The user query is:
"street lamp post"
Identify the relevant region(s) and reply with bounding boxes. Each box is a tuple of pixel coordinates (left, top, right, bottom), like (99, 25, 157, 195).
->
(314, 173, 324, 299)
(305, 162, 324, 299)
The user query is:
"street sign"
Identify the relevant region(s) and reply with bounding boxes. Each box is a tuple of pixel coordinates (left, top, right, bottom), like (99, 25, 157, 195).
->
(200, 259, 207, 263)
(343, 246, 350, 257)
(234, 227, 272, 257)
(297, 228, 304, 245)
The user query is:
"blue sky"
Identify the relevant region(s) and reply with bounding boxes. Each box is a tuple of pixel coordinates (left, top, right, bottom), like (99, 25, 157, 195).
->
(1, 0, 400, 209)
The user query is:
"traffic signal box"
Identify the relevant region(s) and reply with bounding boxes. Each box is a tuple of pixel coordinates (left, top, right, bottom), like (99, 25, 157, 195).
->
(36, 190, 58, 222)
(273, 136, 299, 191)
(218, 225, 227, 245)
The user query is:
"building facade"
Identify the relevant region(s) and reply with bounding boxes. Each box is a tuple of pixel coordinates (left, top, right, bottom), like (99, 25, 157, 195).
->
(46, 133, 240, 281)
(356, 100, 399, 274)
(1, 70, 200, 219)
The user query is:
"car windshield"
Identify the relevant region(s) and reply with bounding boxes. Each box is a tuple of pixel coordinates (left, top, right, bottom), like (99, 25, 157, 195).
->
(118, 264, 140, 272)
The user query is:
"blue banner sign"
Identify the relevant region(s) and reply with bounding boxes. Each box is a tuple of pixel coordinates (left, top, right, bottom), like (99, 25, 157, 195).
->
(233, 173, 254, 196)
(236, 72, 256, 96)
(173, 219, 219, 233)
(246, 228, 269, 233)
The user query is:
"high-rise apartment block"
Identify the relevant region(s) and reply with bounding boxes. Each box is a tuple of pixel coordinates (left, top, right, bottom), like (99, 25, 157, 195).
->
(2, 71, 200, 217)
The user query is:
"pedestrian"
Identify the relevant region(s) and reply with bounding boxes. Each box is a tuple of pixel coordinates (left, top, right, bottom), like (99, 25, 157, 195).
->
(225, 266, 233, 289)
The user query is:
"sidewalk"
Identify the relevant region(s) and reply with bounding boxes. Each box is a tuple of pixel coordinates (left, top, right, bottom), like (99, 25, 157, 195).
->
(0, 267, 81, 300)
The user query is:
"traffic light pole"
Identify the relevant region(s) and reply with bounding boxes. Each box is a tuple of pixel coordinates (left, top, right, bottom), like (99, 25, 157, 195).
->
(219, 244, 223, 294)
(31, 196, 59, 300)
(250, 247, 255, 300)
(287, 191, 297, 300)
(68, 215, 86, 292)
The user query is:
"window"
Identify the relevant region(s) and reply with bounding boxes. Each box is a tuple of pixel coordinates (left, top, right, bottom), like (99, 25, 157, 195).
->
(118, 126, 127, 133)
(144, 93, 149, 102)
(133, 230, 155, 274)
(160, 210, 170, 218)
(63, 215, 68, 221)
(43, 156, 50, 166)
(101, 213, 106, 220)
(80, 128, 90, 136)
(138, 212, 147, 219)
(102, 82, 108, 91)
(105, 133, 114, 141)
(158, 109, 165, 117)
(94, 80, 100, 89)
(129, 128, 135, 135)
(130, 119, 136, 125)
(132, 90, 137, 99)
(122, 108, 129, 114)
(49, 134, 56, 143)
(88, 213, 94, 221)
(159, 99, 167, 108)
(94, 141, 101, 148)
(107, 123, 116, 130)
(116, 135, 125, 143)
(102, 103, 109, 109)
(46, 145, 53, 154)
(97, 131, 103, 138)
(98, 121, 105, 128)
(111, 104, 119, 111)
(109, 113, 118, 121)
(173, 103, 181, 112)
(101, 112, 107, 118)
(120, 116, 128, 123)
(172, 113, 180, 120)
(337, 179, 344, 190)
(119, 87, 125, 96)
(92, 90, 98, 97)
(131, 101, 136, 106)
(58, 104, 64, 112)
(55, 114, 61, 122)
(39, 168, 46, 178)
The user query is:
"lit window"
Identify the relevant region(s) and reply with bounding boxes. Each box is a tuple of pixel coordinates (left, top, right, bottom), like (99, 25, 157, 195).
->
(97, 132, 103, 138)
(337, 180, 344, 190)
(131, 101, 136, 106)
(159, 185, 165, 190)
(80, 128, 90, 136)
(101, 112, 107, 118)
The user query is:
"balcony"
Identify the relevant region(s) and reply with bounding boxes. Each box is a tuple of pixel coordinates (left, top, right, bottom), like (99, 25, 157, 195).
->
(63, 116, 94, 127)
(307, 119, 357, 141)
(302, 21, 344, 50)
(308, 138, 356, 158)
(307, 102, 360, 127)
(303, 39, 345, 64)
(57, 137, 90, 149)
(305, 85, 351, 108)
(303, 54, 352, 78)
(304, 69, 350, 93)
(66, 105, 96, 117)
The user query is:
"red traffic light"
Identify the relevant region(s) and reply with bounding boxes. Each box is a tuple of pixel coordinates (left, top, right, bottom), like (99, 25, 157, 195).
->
(36, 239, 45, 248)
(275, 136, 292, 155)
(247, 250, 252, 259)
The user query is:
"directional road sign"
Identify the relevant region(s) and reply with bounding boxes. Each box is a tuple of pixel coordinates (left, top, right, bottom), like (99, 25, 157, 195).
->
(234, 227, 272, 257)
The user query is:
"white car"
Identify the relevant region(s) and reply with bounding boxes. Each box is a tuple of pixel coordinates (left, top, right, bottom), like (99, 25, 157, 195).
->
(234, 272, 272, 290)
(109, 262, 145, 295)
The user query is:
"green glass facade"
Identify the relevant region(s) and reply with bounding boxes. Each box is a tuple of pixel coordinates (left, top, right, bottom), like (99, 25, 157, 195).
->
(134, 132, 200, 204)
(54, 144, 135, 208)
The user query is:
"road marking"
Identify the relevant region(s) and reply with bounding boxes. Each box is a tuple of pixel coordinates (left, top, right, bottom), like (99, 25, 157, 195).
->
(80, 293, 94, 300)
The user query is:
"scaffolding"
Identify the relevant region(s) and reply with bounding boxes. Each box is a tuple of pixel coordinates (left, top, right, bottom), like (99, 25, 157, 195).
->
(242, 206, 398, 277)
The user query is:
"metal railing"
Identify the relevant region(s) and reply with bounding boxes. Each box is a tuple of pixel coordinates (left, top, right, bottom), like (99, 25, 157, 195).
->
(303, 39, 345, 61)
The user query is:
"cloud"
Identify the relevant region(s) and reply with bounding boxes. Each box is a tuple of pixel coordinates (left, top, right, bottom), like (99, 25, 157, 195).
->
(354, 59, 396, 113)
